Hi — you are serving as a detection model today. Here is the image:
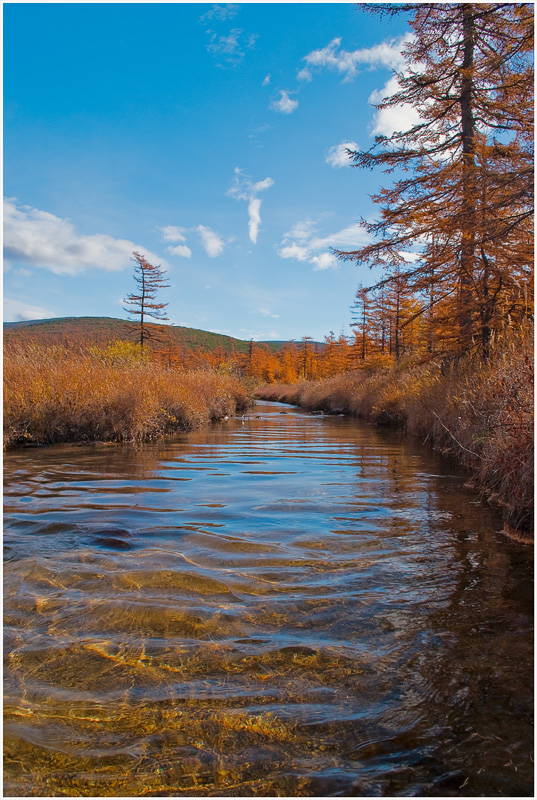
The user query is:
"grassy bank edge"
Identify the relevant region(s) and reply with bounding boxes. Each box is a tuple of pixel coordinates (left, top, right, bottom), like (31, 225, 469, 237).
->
(4, 345, 254, 449)
(255, 333, 533, 540)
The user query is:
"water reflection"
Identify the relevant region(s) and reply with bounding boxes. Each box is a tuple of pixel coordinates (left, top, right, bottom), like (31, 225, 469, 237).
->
(4, 403, 533, 796)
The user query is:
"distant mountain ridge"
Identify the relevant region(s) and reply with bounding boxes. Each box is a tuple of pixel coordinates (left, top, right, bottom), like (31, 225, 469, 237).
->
(3, 316, 313, 353)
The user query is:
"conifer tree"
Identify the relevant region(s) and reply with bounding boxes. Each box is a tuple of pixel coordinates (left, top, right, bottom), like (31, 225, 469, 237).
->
(338, 3, 534, 358)
(300, 335, 315, 379)
(124, 252, 170, 351)
(351, 286, 371, 360)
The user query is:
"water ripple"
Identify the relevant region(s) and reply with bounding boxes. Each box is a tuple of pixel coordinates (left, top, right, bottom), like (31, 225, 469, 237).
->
(3, 402, 533, 797)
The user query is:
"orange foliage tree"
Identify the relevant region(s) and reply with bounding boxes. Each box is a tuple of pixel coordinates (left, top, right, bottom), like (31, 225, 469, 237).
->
(338, 3, 534, 360)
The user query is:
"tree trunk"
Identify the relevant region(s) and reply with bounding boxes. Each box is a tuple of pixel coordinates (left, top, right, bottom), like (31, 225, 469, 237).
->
(459, 4, 477, 350)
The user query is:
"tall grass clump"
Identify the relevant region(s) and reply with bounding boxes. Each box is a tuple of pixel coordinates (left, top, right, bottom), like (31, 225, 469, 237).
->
(407, 329, 534, 535)
(257, 327, 533, 536)
(4, 343, 251, 448)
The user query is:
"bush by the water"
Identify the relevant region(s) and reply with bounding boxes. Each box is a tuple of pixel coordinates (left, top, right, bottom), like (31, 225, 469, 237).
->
(257, 328, 533, 536)
(4, 343, 251, 448)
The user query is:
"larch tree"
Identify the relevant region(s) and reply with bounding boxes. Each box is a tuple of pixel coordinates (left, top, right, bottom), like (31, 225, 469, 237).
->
(124, 252, 170, 352)
(338, 3, 534, 359)
(299, 335, 315, 379)
(351, 286, 371, 361)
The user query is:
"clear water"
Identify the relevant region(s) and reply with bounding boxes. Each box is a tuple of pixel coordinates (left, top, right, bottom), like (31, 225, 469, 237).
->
(4, 402, 533, 796)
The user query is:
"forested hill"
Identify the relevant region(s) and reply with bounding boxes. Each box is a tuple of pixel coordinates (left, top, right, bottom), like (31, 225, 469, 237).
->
(3, 316, 292, 354)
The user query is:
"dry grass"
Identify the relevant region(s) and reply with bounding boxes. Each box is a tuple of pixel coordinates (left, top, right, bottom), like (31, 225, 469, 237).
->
(408, 332, 534, 535)
(4, 343, 252, 448)
(257, 328, 534, 535)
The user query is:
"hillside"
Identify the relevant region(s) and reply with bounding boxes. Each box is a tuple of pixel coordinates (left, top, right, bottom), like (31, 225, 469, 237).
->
(3, 317, 295, 354)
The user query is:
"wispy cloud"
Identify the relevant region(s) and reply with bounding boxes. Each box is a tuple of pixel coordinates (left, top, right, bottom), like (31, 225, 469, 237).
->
(325, 141, 359, 168)
(159, 225, 188, 243)
(159, 223, 226, 258)
(277, 217, 370, 271)
(238, 327, 280, 341)
(200, 5, 258, 66)
(206, 29, 258, 62)
(227, 168, 274, 244)
(196, 224, 225, 257)
(4, 297, 55, 322)
(297, 67, 312, 82)
(257, 307, 279, 319)
(270, 89, 298, 114)
(200, 4, 240, 23)
(301, 34, 411, 82)
(4, 197, 164, 275)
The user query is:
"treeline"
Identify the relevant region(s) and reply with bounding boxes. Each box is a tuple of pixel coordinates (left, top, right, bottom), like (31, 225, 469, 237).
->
(138, 333, 360, 383)
(350, 272, 532, 365)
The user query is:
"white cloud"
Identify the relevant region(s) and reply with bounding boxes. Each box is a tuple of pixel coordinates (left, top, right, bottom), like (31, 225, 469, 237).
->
(247, 198, 262, 245)
(196, 224, 225, 257)
(316, 222, 370, 251)
(311, 252, 338, 271)
(285, 218, 318, 243)
(297, 67, 312, 82)
(302, 34, 411, 82)
(262, 74, 271, 86)
(227, 168, 274, 244)
(167, 244, 192, 259)
(278, 242, 309, 262)
(277, 217, 370, 271)
(4, 297, 55, 322)
(270, 90, 298, 114)
(325, 141, 359, 168)
(399, 250, 422, 263)
(369, 75, 421, 137)
(159, 225, 187, 242)
(3, 197, 165, 276)
(160, 222, 227, 258)
(252, 177, 274, 193)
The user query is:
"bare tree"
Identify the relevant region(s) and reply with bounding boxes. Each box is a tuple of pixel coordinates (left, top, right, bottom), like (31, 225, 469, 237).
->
(124, 252, 170, 351)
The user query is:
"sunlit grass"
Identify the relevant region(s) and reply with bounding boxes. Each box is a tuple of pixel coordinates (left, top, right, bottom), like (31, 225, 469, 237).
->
(4, 343, 252, 448)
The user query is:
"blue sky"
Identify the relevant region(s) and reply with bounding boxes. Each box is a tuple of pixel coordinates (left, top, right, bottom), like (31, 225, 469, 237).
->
(4, 2, 412, 341)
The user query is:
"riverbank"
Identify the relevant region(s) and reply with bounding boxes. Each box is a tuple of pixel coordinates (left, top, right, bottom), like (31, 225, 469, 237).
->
(4, 344, 251, 448)
(256, 329, 533, 538)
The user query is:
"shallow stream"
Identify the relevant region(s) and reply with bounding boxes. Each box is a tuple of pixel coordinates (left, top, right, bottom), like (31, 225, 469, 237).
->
(4, 402, 533, 796)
